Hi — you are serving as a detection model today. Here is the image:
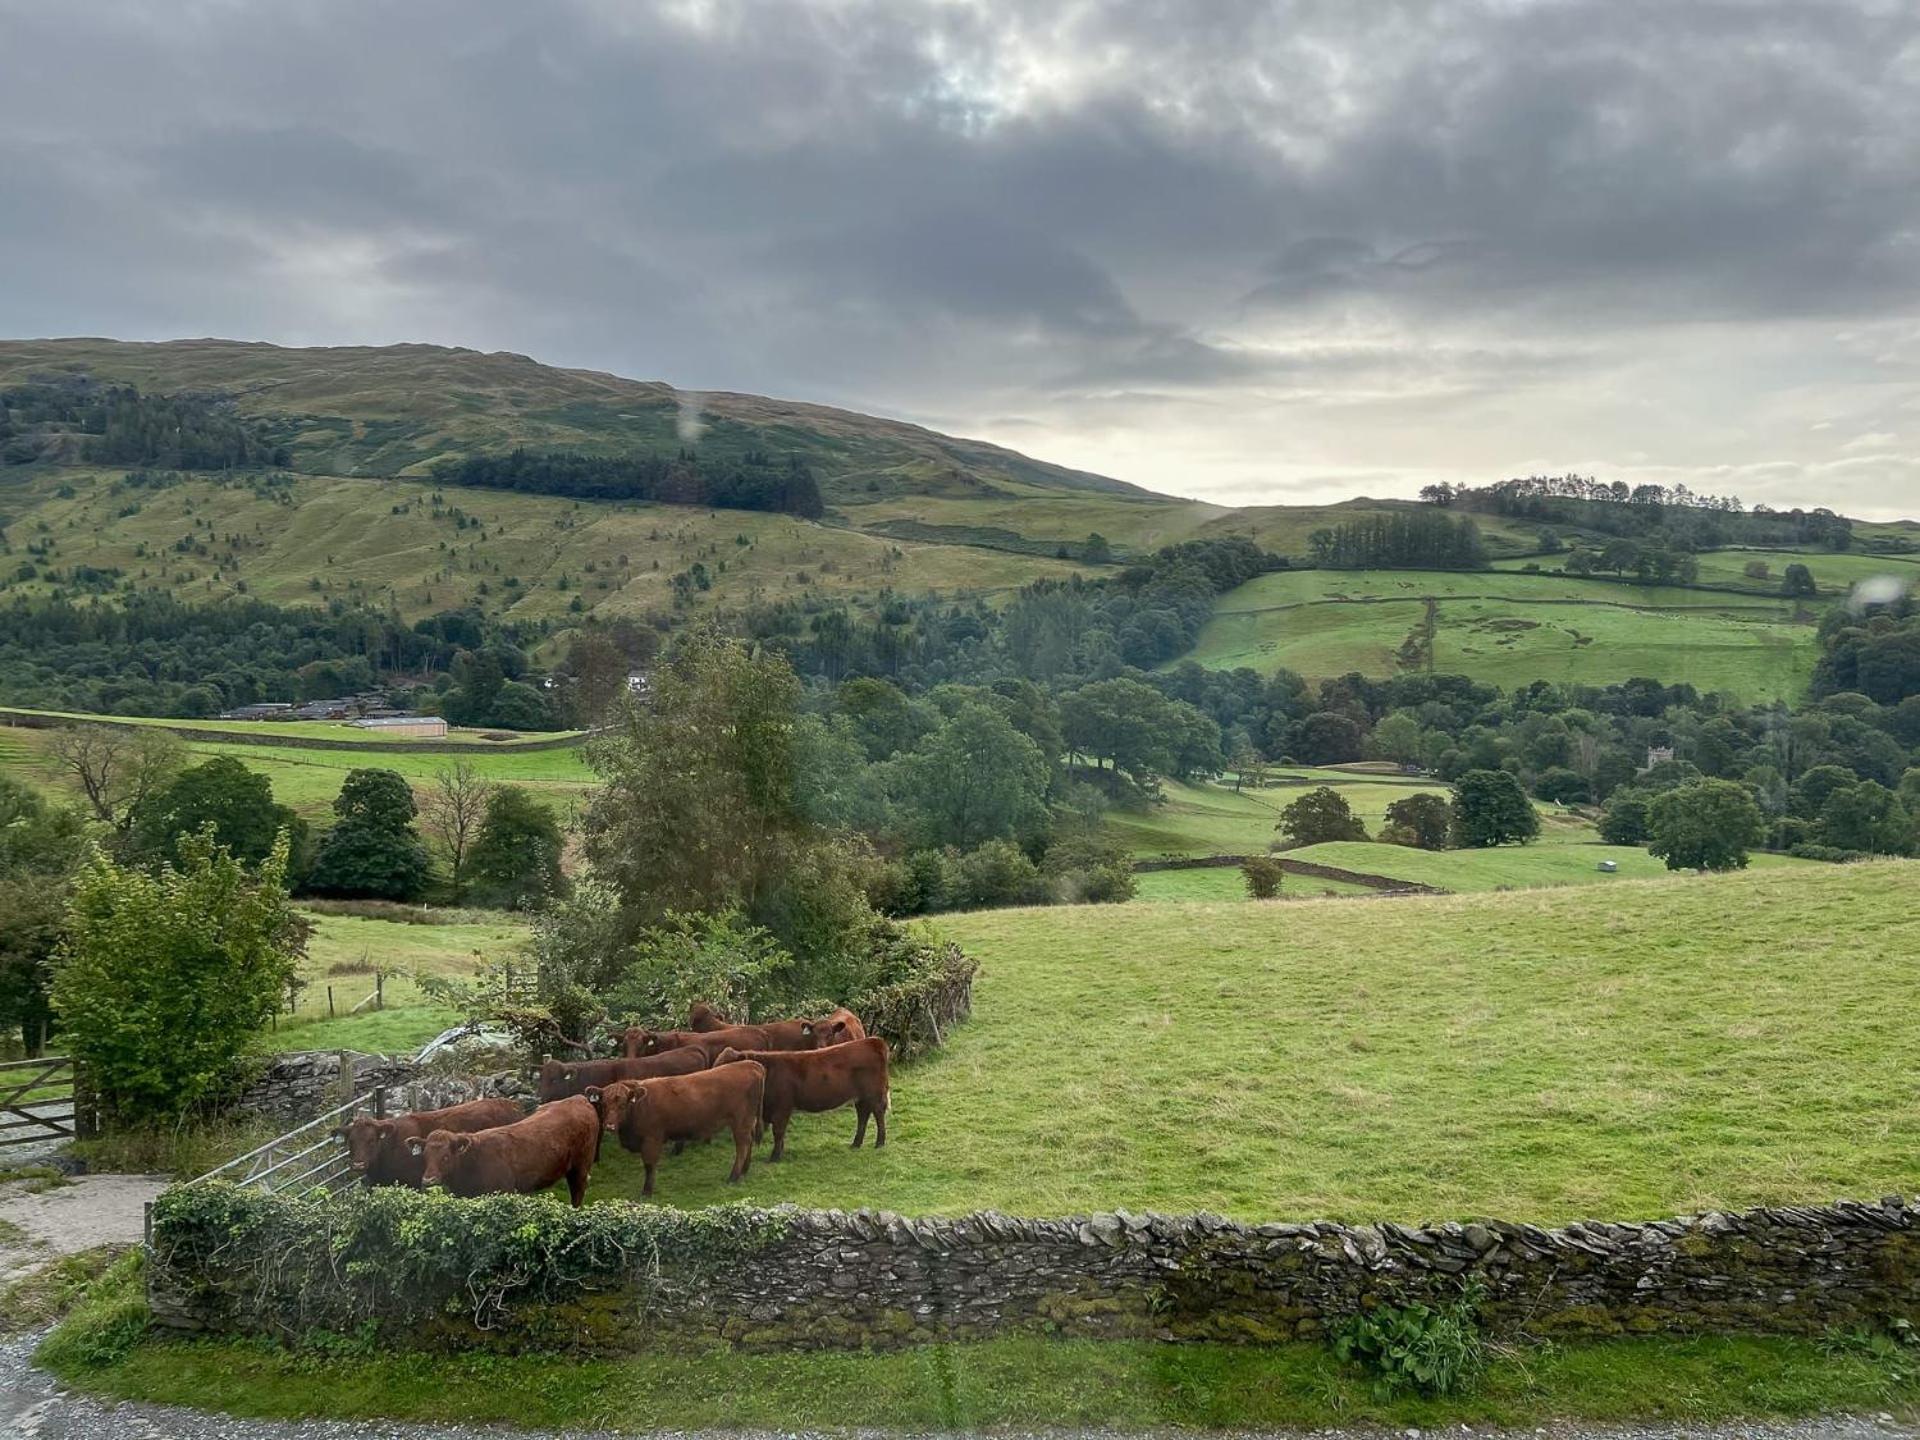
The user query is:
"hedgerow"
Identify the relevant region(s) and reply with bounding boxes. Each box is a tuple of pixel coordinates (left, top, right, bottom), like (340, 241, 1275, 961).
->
(150, 1182, 787, 1336)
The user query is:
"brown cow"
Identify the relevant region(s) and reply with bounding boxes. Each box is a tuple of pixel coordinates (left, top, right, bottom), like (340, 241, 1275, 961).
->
(623, 1020, 817, 1059)
(805, 1007, 867, 1047)
(687, 1000, 732, 1031)
(407, 1094, 600, 1206)
(537, 1047, 708, 1103)
(589, 1063, 765, 1198)
(332, 1098, 524, 1189)
(713, 1037, 889, 1161)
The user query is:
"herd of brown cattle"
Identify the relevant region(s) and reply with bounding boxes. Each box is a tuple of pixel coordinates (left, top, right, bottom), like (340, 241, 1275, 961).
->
(332, 1002, 890, 1205)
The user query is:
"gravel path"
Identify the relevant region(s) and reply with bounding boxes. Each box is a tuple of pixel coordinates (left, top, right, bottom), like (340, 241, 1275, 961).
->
(0, 1173, 167, 1286)
(0, 1326, 1913, 1440)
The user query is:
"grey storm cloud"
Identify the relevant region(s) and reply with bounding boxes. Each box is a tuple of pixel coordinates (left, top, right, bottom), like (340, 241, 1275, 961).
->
(0, 0, 1916, 513)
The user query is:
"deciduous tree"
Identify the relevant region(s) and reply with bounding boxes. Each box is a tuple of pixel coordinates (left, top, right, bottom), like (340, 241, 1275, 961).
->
(1647, 779, 1766, 871)
(1450, 769, 1541, 847)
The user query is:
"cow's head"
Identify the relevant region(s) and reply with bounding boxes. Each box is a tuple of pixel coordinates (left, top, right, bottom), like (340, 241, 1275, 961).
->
(407, 1130, 473, 1189)
(687, 1001, 730, 1031)
(536, 1059, 575, 1103)
(712, 1046, 748, 1068)
(334, 1115, 395, 1172)
(809, 1015, 858, 1047)
(625, 1027, 663, 1056)
(592, 1080, 647, 1134)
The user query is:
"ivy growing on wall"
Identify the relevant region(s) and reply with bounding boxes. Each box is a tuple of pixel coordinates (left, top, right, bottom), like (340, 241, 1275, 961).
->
(151, 1183, 789, 1335)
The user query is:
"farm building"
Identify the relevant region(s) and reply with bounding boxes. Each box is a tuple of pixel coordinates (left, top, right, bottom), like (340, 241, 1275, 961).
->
(350, 715, 449, 738)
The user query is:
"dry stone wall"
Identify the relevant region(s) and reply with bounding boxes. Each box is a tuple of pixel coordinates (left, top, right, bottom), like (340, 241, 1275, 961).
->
(231, 1050, 531, 1128)
(148, 1191, 1920, 1352)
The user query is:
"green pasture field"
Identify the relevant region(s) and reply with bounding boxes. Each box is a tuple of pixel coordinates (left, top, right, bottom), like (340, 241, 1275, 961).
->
(0, 706, 580, 745)
(1188, 568, 1817, 698)
(175, 738, 594, 816)
(834, 489, 1548, 561)
(268, 907, 526, 1054)
(580, 860, 1920, 1223)
(1283, 840, 1817, 892)
(0, 721, 595, 817)
(1494, 548, 1920, 599)
(1104, 775, 1457, 860)
(1128, 866, 1376, 902)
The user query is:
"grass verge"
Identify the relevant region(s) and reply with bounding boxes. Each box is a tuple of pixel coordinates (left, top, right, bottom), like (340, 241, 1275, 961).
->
(37, 1262, 1920, 1433)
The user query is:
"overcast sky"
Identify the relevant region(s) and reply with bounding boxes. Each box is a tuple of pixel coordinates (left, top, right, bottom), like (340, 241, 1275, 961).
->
(2, 1, 1916, 517)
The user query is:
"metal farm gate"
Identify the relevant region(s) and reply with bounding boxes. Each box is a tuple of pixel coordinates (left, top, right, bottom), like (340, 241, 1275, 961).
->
(185, 1089, 390, 1196)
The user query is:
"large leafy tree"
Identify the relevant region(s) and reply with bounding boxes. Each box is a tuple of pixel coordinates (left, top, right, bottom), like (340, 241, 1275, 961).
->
(891, 704, 1050, 850)
(128, 756, 304, 871)
(582, 630, 872, 964)
(466, 786, 567, 908)
(1450, 769, 1541, 848)
(1381, 792, 1453, 850)
(1647, 780, 1766, 871)
(0, 778, 89, 1054)
(305, 769, 430, 900)
(1277, 786, 1368, 847)
(54, 830, 305, 1124)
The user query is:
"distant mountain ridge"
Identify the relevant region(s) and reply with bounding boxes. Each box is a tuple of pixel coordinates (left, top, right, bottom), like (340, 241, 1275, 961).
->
(0, 337, 1164, 505)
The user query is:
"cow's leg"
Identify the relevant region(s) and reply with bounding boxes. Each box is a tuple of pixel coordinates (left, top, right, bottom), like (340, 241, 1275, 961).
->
(769, 1111, 790, 1161)
(852, 1101, 870, 1148)
(728, 1120, 752, 1182)
(641, 1134, 663, 1198)
(874, 1089, 888, 1148)
(567, 1157, 591, 1208)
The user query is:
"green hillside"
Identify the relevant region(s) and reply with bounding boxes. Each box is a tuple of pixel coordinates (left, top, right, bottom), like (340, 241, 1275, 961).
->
(1188, 568, 1821, 698)
(0, 338, 1152, 505)
(0, 466, 1088, 625)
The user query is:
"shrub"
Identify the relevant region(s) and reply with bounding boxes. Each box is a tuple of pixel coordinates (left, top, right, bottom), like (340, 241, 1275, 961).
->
(605, 909, 788, 1028)
(946, 839, 1048, 910)
(1241, 856, 1285, 898)
(1787, 842, 1868, 862)
(1332, 1287, 1486, 1398)
(53, 830, 304, 1124)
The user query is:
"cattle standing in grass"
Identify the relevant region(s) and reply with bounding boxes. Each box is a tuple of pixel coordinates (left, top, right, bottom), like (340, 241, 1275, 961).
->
(332, 1098, 524, 1188)
(537, 1047, 709, 1103)
(623, 1020, 817, 1059)
(805, 1007, 866, 1047)
(407, 1094, 600, 1206)
(588, 1063, 765, 1198)
(713, 1037, 889, 1161)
